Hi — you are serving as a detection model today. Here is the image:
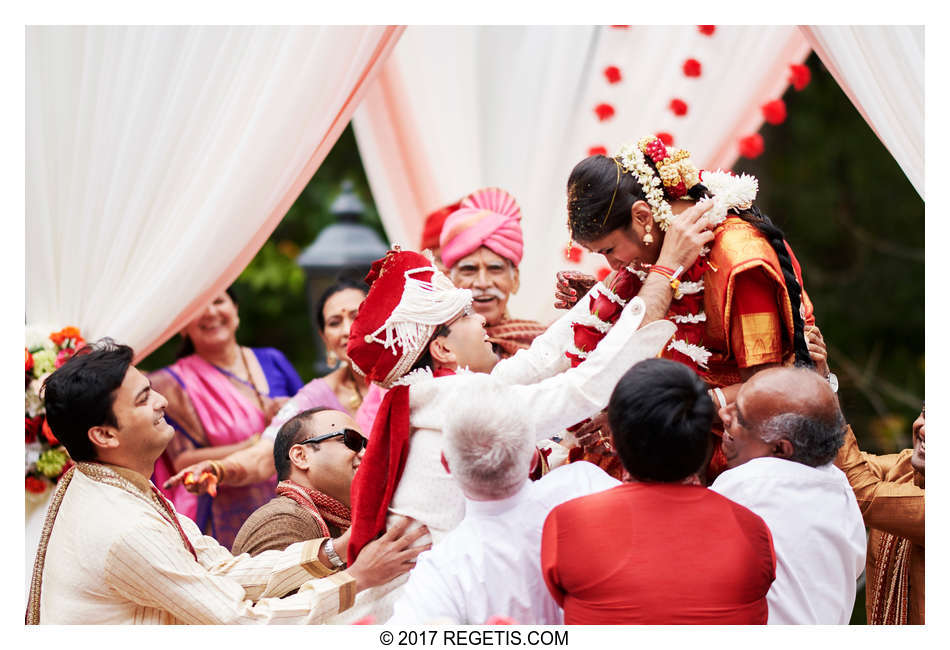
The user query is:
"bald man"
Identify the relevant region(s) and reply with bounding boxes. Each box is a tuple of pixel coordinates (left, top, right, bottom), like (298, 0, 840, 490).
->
(709, 367, 866, 624)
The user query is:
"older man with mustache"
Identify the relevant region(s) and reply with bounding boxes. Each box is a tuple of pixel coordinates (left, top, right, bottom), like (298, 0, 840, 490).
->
(440, 188, 546, 359)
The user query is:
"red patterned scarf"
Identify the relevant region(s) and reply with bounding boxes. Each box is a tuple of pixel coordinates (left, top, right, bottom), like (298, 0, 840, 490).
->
(486, 318, 547, 358)
(276, 480, 351, 538)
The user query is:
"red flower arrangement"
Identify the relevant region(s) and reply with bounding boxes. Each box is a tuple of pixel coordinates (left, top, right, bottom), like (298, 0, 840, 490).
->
(594, 103, 615, 121)
(587, 145, 608, 156)
(789, 64, 811, 91)
(595, 267, 612, 282)
(603, 65, 622, 84)
(739, 133, 765, 159)
(26, 324, 83, 495)
(669, 99, 688, 116)
(762, 99, 787, 125)
(683, 58, 702, 78)
(26, 476, 48, 495)
(656, 132, 674, 146)
(698, 25, 716, 36)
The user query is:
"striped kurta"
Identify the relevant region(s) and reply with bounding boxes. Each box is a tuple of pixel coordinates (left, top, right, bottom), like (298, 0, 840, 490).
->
(35, 464, 354, 624)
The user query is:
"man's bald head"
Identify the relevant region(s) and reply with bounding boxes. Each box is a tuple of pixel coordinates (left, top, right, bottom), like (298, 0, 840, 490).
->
(721, 367, 846, 469)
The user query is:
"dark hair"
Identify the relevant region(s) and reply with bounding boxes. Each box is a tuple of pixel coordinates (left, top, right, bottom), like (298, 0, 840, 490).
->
(175, 286, 239, 360)
(407, 321, 453, 373)
(607, 358, 715, 482)
(273, 407, 332, 481)
(759, 410, 847, 467)
(315, 274, 368, 332)
(42, 338, 135, 463)
(567, 154, 814, 368)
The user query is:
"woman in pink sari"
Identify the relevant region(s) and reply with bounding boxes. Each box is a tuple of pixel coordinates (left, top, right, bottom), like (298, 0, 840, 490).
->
(150, 289, 303, 549)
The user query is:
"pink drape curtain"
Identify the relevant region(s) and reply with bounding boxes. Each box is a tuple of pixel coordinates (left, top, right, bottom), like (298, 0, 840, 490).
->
(26, 26, 404, 361)
(800, 25, 924, 198)
(352, 26, 811, 324)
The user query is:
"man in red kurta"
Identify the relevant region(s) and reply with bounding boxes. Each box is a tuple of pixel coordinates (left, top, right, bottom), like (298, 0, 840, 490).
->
(541, 359, 776, 624)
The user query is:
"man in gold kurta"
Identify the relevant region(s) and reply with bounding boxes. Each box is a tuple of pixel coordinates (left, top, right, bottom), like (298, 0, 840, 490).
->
(834, 410, 925, 624)
(27, 339, 425, 624)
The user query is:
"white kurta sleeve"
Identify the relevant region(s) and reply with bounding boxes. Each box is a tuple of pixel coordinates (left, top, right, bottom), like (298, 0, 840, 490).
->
(490, 284, 600, 386)
(181, 510, 334, 600)
(501, 299, 675, 441)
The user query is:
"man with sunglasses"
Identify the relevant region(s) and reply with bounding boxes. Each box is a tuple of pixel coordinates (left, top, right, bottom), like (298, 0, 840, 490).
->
(233, 408, 368, 558)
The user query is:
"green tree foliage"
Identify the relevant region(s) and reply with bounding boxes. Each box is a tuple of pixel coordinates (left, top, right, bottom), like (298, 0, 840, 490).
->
(735, 53, 923, 455)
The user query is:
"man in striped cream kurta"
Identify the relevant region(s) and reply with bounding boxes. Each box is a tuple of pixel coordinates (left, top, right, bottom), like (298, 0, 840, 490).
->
(28, 339, 423, 624)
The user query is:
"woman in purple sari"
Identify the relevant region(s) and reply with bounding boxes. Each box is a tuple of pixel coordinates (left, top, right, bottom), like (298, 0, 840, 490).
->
(150, 289, 303, 549)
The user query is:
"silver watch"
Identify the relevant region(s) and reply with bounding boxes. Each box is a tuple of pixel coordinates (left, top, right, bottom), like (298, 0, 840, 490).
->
(323, 537, 345, 569)
(826, 372, 839, 394)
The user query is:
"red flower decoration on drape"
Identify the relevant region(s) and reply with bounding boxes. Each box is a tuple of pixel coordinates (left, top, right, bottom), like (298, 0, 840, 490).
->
(789, 64, 811, 91)
(26, 416, 42, 443)
(25, 348, 33, 373)
(739, 134, 765, 159)
(683, 58, 702, 77)
(698, 25, 716, 36)
(669, 99, 688, 116)
(603, 65, 622, 84)
(563, 244, 583, 263)
(588, 145, 608, 156)
(762, 99, 787, 125)
(611, 25, 630, 29)
(656, 132, 674, 146)
(594, 103, 615, 121)
(596, 267, 612, 282)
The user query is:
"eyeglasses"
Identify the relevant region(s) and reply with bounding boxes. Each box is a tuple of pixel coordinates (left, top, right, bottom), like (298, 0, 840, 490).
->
(297, 428, 367, 453)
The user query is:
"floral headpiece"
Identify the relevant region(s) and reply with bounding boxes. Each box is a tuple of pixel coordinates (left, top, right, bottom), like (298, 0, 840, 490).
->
(615, 135, 759, 231)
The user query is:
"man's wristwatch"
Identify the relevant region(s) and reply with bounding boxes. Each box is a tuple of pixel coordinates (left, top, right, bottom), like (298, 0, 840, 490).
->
(825, 372, 839, 394)
(323, 537, 345, 569)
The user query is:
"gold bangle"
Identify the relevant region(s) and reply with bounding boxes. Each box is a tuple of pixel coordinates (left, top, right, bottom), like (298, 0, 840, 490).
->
(208, 460, 225, 482)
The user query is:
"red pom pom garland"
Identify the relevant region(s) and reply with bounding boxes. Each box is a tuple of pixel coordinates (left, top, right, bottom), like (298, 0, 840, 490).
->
(683, 58, 702, 77)
(762, 99, 787, 125)
(594, 103, 615, 121)
(669, 98, 688, 116)
(603, 65, 622, 84)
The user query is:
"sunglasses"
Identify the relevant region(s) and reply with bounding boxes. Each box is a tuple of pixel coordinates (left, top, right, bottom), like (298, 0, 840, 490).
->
(297, 428, 367, 453)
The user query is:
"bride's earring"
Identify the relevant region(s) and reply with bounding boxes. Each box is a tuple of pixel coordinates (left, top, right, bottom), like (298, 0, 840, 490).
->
(643, 223, 654, 246)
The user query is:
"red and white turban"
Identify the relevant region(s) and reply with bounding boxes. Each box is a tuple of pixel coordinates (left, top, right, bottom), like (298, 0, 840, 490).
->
(439, 188, 524, 270)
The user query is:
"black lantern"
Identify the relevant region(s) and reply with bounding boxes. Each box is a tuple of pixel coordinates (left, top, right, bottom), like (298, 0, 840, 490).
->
(296, 180, 389, 375)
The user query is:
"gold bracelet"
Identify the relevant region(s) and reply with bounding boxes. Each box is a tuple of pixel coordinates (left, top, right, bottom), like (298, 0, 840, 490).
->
(208, 460, 225, 482)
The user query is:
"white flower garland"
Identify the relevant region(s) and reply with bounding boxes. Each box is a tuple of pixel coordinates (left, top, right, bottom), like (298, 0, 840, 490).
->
(668, 338, 713, 369)
(617, 143, 675, 230)
(670, 312, 707, 324)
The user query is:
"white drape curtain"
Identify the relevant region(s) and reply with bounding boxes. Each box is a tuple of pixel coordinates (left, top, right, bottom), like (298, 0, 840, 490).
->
(353, 26, 810, 324)
(26, 25, 403, 359)
(800, 25, 924, 198)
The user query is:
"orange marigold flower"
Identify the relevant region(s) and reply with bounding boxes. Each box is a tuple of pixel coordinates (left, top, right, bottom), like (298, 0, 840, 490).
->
(50, 326, 81, 346)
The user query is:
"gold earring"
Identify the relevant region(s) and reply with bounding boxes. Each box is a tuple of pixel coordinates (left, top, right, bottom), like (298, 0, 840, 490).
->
(643, 223, 654, 246)
(327, 349, 338, 366)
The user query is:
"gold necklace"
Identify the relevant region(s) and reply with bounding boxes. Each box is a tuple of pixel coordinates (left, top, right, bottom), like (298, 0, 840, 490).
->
(346, 368, 364, 411)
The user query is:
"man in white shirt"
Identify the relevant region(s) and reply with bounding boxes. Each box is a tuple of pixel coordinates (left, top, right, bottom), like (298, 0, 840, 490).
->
(27, 339, 426, 625)
(388, 379, 619, 624)
(709, 366, 866, 624)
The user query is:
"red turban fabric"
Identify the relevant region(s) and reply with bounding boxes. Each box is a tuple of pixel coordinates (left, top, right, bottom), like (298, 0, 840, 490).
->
(419, 201, 462, 251)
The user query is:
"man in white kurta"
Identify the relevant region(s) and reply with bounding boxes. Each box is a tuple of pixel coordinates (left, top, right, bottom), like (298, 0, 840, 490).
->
(709, 366, 866, 624)
(388, 461, 619, 624)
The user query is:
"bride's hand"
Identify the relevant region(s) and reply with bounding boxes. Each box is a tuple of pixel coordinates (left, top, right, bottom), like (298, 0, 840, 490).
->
(654, 198, 716, 271)
(554, 270, 597, 309)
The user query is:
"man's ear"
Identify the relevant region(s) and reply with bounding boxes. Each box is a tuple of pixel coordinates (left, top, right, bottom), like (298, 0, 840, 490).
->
(429, 335, 455, 366)
(772, 438, 795, 460)
(440, 452, 451, 475)
(511, 264, 520, 295)
(289, 444, 311, 472)
(88, 426, 119, 451)
(630, 200, 653, 229)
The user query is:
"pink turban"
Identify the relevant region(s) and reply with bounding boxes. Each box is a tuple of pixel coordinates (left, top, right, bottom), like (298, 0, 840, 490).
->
(439, 187, 524, 270)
